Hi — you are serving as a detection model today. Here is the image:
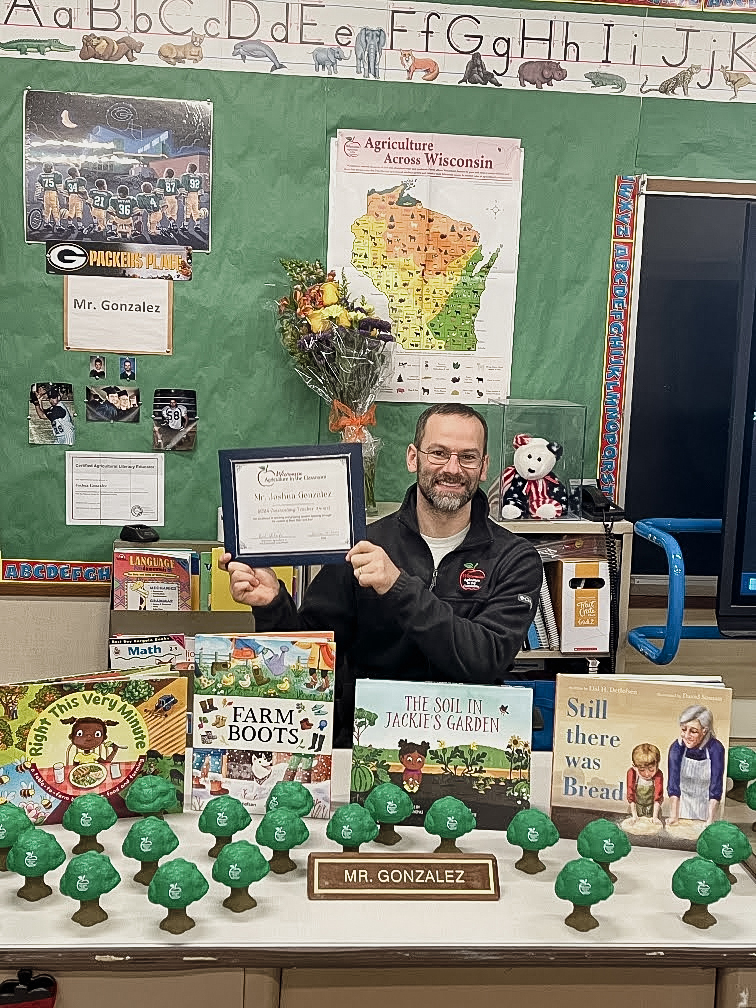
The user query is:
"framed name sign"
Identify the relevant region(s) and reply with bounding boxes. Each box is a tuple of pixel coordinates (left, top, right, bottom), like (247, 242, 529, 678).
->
(219, 443, 366, 567)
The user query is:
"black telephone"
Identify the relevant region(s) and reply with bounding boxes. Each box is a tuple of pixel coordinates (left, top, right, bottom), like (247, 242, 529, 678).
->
(580, 484, 626, 521)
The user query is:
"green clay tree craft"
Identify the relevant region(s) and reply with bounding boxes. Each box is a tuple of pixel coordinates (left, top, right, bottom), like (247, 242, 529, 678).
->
(198, 796, 252, 857)
(212, 839, 270, 912)
(364, 783, 414, 846)
(727, 746, 756, 802)
(326, 803, 379, 852)
(266, 781, 315, 818)
(7, 827, 66, 901)
(423, 797, 476, 853)
(0, 805, 33, 872)
(255, 808, 309, 874)
(555, 857, 614, 931)
(506, 808, 560, 874)
(576, 818, 632, 882)
(62, 794, 118, 854)
(121, 815, 179, 885)
(125, 775, 177, 818)
(672, 855, 731, 928)
(747, 780, 756, 831)
(59, 851, 121, 926)
(696, 822, 752, 884)
(148, 857, 209, 934)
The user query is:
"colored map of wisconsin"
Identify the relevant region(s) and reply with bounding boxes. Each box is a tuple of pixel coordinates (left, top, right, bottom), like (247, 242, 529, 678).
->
(350, 182, 500, 352)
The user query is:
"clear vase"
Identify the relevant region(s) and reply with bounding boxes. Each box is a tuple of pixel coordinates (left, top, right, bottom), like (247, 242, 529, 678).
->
(340, 428, 381, 517)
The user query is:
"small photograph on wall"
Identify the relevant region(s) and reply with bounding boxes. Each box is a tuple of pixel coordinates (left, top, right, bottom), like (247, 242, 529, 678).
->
(29, 382, 75, 445)
(24, 91, 213, 252)
(86, 385, 141, 422)
(119, 356, 136, 381)
(89, 354, 106, 379)
(153, 388, 197, 451)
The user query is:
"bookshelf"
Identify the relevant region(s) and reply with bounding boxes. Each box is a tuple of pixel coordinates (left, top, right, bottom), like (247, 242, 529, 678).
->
(499, 518, 634, 672)
(109, 519, 634, 672)
(109, 539, 255, 637)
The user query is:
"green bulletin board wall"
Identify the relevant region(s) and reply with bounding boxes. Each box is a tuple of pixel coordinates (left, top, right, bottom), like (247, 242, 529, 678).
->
(1, 3, 753, 561)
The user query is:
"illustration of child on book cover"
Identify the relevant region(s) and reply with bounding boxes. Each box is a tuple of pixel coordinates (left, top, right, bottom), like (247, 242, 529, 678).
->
(0, 676, 186, 825)
(550, 676, 732, 850)
(350, 679, 533, 830)
(191, 634, 335, 817)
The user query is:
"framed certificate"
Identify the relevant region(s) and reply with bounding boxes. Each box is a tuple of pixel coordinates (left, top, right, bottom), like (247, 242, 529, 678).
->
(218, 444, 366, 566)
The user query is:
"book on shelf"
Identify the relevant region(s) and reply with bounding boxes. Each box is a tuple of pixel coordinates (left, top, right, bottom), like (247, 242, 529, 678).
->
(191, 632, 335, 818)
(108, 633, 192, 672)
(549, 673, 732, 851)
(112, 548, 194, 612)
(349, 678, 533, 830)
(0, 669, 188, 824)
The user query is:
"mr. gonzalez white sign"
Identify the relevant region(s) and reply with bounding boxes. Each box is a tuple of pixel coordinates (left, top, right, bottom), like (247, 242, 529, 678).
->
(63, 276, 173, 354)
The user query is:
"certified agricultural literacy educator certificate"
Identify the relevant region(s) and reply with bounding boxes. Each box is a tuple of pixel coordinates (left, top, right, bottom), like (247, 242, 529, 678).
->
(234, 455, 352, 556)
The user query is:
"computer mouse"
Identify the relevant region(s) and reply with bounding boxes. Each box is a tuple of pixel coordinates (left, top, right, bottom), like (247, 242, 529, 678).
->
(120, 524, 160, 543)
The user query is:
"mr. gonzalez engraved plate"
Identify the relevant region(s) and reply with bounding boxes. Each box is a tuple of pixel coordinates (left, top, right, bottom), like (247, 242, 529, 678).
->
(308, 852, 499, 900)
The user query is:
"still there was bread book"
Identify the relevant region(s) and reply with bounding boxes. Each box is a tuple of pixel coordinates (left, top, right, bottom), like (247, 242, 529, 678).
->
(550, 673, 732, 851)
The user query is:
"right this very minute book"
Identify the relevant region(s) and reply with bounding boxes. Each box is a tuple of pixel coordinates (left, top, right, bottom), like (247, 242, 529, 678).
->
(550, 673, 733, 851)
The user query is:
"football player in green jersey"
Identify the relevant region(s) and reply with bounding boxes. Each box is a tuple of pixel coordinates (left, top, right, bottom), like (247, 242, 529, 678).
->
(36, 162, 64, 228)
(156, 168, 180, 230)
(88, 179, 110, 234)
(179, 162, 205, 229)
(62, 167, 88, 230)
(136, 182, 164, 237)
(107, 184, 140, 239)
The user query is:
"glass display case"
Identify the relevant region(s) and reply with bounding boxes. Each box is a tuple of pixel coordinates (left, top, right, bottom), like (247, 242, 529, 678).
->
(486, 398, 587, 522)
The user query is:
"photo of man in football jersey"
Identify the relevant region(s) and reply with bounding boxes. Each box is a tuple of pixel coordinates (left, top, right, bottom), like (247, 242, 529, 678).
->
(153, 388, 197, 452)
(36, 162, 64, 230)
(62, 166, 89, 231)
(107, 184, 140, 239)
(156, 168, 180, 232)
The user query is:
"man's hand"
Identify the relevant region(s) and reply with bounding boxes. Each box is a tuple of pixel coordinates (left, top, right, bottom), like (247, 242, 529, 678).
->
(218, 553, 280, 607)
(346, 541, 400, 596)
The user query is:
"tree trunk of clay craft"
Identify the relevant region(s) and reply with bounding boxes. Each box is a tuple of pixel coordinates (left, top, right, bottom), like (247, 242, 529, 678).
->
(223, 887, 257, 912)
(375, 823, 402, 846)
(564, 904, 599, 932)
(434, 838, 461, 854)
(72, 834, 104, 855)
(515, 849, 546, 874)
(208, 836, 232, 858)
(160, 907, 196, 934)
(17, 876, 52, 901)
(134, 860, 158, 885)
(682, 902, 717, 928)
(72, 897, 108, 926)
(268, 850, 296, 874)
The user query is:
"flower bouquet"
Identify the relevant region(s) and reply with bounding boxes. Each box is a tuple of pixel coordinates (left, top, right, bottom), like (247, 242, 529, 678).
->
(277, 258, 394, 513)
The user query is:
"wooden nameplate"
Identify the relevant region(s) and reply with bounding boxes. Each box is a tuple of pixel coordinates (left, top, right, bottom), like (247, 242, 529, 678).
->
(307, 851, 499, 900)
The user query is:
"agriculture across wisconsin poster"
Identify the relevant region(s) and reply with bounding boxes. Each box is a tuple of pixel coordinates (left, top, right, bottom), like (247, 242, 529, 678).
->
(350, 679, 532, 830)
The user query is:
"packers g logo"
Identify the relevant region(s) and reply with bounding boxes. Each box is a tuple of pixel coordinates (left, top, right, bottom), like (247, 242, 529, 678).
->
(47, 243, 88, 271)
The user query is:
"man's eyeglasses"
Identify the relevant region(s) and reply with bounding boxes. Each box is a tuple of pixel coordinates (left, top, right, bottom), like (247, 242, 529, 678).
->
(416, 448, 483, 469)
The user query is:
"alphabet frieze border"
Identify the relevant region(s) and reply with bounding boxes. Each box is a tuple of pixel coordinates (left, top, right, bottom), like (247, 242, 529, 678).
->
(4, 1, 756, 103)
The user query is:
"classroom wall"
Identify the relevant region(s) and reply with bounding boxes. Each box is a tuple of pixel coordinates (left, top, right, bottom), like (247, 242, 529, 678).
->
(3, 2, 754, 561)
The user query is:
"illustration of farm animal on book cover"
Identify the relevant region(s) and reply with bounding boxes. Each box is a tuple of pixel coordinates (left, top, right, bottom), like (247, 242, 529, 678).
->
(550, 674, 733, 852)
(349, 679, 533, 830)
(192, 634, 335, 817)
(23, 90, 212, 252)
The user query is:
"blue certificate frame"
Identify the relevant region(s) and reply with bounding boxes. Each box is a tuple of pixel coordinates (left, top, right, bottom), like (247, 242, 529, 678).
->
(219, 443, 366, 567)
